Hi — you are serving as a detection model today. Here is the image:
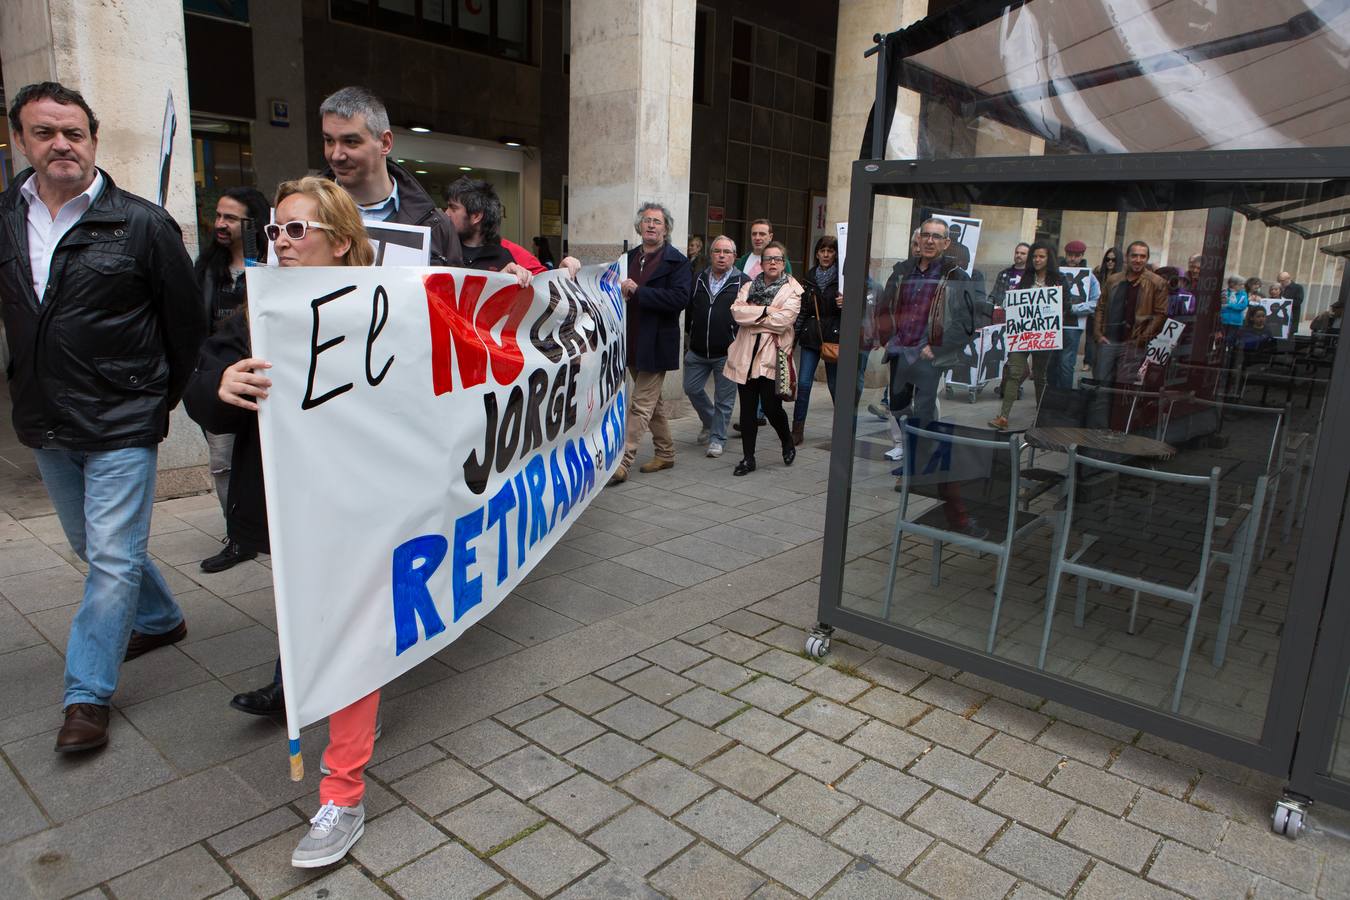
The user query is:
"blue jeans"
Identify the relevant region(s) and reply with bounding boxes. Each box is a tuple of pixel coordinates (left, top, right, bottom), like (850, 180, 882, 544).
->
(34, 447, 183, 707)
(794, 348, 868, 423)
(682, 350, 737, 443)
(1050, 328, 1083, 388)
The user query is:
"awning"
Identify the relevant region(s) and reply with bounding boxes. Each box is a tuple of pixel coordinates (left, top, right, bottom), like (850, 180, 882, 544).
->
(866, 0, 1350, 159)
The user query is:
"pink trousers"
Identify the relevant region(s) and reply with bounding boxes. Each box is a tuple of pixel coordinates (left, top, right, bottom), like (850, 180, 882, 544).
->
(319, 690, 380, 807)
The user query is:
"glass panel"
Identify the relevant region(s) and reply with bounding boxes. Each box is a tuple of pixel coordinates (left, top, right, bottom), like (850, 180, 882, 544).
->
(459, 0, 490, 35)
(1331, 672, 1350, 779)
(841, 183, 1343, 739)
(498, 0, 527, 43)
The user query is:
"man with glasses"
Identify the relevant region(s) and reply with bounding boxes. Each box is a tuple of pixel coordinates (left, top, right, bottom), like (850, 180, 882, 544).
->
(611, 202, 692, 483)
(319, 86, 462, 266)
(684, 235, 747, 458)
(0, 82, 207, 753)
(877, 219, 984, 535)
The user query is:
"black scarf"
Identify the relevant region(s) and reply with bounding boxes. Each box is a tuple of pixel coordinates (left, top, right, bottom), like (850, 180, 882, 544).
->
(748, 271, 788, 306)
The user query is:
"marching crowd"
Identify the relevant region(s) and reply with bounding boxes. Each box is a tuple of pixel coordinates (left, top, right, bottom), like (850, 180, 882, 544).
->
(0, 80, 580, 869)
(1, 74, 1335, 873)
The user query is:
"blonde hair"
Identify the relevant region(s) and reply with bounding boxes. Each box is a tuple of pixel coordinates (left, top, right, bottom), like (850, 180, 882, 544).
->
(274, 176, 374, 267)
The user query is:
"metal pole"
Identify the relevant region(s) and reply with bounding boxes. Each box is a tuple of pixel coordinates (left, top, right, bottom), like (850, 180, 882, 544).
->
(866, 33, 888, 161)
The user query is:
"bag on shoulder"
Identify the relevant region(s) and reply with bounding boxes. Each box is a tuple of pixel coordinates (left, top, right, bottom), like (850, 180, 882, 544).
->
(775, 342, 796, 401)
(813, 293, 840, 362)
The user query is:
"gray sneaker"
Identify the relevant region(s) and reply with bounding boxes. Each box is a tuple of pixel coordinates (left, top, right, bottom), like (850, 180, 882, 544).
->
(319, 716, 382, 776)
(291, 801, 365, 868)
(706, 441, 724, 458)
(867, 402, 890, 421)
(696, 427, 711, 445)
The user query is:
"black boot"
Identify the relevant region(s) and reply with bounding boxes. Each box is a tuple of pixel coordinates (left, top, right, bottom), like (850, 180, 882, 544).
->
(201, 539, 257, 574)
(782, 442, 796, 466)
(733, 457, 757, 476)
(230, 681, 284, 716)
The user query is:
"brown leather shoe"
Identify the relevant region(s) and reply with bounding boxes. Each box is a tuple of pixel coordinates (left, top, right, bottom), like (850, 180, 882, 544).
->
(124, 620, 187, 661)
(638, 458, 674, 474)
(607, 466, 628, 486)
(55, 703, 110, 753)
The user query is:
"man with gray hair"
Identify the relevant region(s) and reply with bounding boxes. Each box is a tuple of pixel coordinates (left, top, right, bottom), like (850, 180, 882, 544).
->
(610, 202, 692, 483)
(684, 235, 746, 458)
(319, 86, 461, 266)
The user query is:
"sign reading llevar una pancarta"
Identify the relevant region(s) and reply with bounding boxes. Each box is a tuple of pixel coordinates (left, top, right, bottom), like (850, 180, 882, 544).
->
(246, 263, 627, 758)
(1003, 285, 1063, 352)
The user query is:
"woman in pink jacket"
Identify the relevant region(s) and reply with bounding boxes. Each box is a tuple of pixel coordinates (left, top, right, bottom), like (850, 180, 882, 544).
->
(723, 242, 802, 475)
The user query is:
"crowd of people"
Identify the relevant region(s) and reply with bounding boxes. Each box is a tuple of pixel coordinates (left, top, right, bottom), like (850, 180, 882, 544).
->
(1, 74, 1336, 874)
(0, 80, 589, 871)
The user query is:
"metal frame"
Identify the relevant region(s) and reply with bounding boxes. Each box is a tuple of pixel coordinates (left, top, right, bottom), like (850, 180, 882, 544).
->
(1284, 272, 1350, 810)
(819, 152, 1350, 775)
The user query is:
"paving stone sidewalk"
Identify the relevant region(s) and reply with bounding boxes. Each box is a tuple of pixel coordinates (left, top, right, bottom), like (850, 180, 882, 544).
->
(1, 407, 1348, 899)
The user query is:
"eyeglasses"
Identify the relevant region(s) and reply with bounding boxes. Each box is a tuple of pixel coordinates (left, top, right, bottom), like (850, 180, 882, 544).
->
(918, 232, 947, 241)
(762, 255, 785, 263)
(640, 217, 665, 226)
(264, 220, 333, 242)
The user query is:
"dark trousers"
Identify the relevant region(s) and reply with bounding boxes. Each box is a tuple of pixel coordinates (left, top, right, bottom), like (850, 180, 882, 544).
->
(738, 377, 793, 460)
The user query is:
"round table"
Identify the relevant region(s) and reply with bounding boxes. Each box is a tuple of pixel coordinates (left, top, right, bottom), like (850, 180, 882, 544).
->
(1025, 426, 1175, 459)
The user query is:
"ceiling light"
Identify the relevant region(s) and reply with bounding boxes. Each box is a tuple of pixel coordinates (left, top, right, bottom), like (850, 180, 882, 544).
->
(410, 126, 431, 133)
(415, 169, 429, 174)
(459, 165, 472, 171)
(499, 136, 524, 147)
(396, 158, 404, 163)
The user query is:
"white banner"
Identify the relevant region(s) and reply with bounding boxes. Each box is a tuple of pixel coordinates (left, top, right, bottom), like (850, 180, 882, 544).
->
(1004, 285, 1063, 352)
(1256, 298, 1295, 340)
(245, 263, 627, 762)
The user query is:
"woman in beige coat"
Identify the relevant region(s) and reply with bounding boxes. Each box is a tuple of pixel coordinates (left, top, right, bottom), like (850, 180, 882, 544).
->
(723, 242, 802, 476)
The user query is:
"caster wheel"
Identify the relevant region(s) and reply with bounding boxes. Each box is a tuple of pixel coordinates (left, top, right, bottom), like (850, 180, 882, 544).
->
(805, 634, 830, 659)
(1273, 798, 1308, 839)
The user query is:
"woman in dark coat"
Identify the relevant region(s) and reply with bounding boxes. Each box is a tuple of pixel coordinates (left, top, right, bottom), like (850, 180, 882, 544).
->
(791, 235, 844, 445)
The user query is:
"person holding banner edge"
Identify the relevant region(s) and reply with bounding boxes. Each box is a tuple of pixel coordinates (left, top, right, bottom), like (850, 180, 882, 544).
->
(724, 241, 801, 475)
(1051, 239, 1099, 389)
(184, 176, 380, 869)
(989, 241, 1063, 429)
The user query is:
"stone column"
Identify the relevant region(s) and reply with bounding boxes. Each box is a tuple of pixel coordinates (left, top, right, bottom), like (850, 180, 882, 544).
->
(826, 0, 928, 271)
(567, 0, 694, 263)
(1, 0, 208, 497)
(249, 0, 310, 198)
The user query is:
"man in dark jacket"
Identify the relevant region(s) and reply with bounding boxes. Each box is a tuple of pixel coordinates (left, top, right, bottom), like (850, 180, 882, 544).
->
(319, 86, 462, 266)
(684, 235, 746, 459)
(0, 82, 207, 753)
(611, 202, 692, 483)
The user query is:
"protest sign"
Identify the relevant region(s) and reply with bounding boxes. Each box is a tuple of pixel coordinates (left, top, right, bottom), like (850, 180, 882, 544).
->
(268, 217, 432, 267)
(1257, 298, 1294, 339)
(946, 324, 1006, 388)
(930, 214, 982, 277)
(836, 221, 847, 294)
(1003, 286, 1062, 352)
(1061, 267, 1094, 327)
(246, 262, 627, 772)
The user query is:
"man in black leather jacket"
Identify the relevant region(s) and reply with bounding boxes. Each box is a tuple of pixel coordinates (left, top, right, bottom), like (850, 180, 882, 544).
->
(0, 82, 207, 754)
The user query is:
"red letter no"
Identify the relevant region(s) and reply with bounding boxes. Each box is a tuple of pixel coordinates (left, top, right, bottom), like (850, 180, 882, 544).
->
(425, 273, 530, 396)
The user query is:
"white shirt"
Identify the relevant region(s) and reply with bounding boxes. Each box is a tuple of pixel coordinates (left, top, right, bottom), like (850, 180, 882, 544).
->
(21, 170, 105, 302)
(357, 178, 400, 223)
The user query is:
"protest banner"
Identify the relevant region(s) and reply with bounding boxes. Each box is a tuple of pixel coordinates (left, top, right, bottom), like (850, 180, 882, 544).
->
(245, 262, 627, 775)
(1003, 285, 1063, 352)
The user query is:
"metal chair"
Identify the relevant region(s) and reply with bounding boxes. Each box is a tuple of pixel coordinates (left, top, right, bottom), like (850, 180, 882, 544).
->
(1037, 446, 1222, 712)
(883, 417, 1056, 654)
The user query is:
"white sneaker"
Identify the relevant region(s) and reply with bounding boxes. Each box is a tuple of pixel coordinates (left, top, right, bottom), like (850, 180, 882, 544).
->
(706, 441, 724, 458)
(884, 445, 904, 461)
(291, 801, 365, 868)
(696, 427, 711, 445)
(319, 717, 382, 776)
